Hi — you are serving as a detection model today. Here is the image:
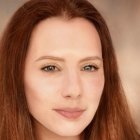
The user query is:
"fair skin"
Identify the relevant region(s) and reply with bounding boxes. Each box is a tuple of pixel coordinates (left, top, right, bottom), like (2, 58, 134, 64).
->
(24, 17, 104, 140)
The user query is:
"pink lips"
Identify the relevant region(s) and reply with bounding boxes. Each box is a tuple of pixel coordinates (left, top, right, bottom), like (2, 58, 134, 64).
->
(53, 108, 85, 119)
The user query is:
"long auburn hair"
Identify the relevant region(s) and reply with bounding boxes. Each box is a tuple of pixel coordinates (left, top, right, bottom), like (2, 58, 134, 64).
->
(0, 0, 139, 140)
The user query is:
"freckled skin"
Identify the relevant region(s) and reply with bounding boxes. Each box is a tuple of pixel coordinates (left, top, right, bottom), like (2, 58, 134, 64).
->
(24, 17, 104, 140)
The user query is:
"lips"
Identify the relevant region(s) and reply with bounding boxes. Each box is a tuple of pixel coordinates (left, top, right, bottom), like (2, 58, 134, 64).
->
(53, 108, 85, 119)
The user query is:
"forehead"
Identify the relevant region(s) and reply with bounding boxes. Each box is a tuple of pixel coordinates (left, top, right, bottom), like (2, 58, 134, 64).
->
(28, 17, 102, 59)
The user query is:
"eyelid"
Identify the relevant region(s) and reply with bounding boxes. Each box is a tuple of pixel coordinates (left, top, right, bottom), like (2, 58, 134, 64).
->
(41, 63, 61, 71)
(40, 62, 100, 72)
(81, 63, 99, 71)
(81, 62, 99, 68)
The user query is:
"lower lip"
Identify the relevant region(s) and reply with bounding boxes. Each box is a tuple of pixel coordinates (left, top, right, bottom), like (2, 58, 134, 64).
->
(54, 110, 84, 119)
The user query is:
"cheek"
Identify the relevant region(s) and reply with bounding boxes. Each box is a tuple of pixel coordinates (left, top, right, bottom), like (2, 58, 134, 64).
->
(83, 72, 104, 105)
(24, 74, 63, 112)
(24, 72, 62, 95)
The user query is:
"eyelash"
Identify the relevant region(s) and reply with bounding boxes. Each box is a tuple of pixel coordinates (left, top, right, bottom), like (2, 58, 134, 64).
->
(41, 65, 60, 72)
(41, 64, 99, 73)
(81, 64, 99, 72)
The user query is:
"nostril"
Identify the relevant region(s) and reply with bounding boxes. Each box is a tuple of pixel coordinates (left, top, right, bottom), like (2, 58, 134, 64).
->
(62, 87, 82, 99)
(62, 73, 82, 98)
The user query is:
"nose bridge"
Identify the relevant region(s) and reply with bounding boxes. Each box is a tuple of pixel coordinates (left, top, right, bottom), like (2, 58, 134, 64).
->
(63, 69, 82, 98)
(68, 69, 81, 87)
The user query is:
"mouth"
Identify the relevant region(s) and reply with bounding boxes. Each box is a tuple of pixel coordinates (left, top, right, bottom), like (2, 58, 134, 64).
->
(53, 108, 85, 119)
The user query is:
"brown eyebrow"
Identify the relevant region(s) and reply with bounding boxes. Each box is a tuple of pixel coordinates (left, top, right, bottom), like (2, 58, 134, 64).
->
(79, 56, 103, 62)
(35, 55, 65, 62)
(35, 55, 103, 63)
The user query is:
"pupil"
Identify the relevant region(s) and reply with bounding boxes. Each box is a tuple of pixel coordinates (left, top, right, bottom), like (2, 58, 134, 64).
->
(85, 65, 91, 70)
(48, 66, 55, 71)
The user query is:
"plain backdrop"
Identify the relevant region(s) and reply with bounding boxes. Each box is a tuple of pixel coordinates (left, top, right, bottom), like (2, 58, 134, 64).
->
(0, 0, 140, 133)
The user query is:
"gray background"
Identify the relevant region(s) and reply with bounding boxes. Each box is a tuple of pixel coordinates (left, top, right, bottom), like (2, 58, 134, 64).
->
(0, 0, 140, 133)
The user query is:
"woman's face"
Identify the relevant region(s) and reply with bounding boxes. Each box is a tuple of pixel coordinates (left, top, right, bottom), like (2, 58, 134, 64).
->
(24, 17, 104, 138)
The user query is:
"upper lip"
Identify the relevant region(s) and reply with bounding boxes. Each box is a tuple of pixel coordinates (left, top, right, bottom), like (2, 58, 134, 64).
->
(53, 108, 85, 112)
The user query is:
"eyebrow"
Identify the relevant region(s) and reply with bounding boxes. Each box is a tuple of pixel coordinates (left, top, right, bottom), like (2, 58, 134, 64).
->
(35, 55, 103, 63)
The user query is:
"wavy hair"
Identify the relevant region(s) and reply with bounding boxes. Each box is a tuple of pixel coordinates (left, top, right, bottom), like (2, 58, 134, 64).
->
(0, 0, 139, 139)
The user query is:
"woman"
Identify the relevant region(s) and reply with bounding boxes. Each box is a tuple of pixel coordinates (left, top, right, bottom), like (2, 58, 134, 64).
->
(0, 0, 139, 140)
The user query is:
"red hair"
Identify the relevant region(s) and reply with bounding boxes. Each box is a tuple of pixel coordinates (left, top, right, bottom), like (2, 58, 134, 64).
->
(0, 0, 139, 139)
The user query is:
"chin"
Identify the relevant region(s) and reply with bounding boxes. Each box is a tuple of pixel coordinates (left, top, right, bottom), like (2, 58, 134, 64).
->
(54, 127, 83, 137)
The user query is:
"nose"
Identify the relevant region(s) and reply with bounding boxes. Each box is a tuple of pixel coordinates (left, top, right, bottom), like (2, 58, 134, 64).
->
(62, 71, 83, 99)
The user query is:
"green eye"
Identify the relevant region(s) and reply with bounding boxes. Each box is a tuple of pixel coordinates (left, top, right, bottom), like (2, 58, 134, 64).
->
(82, 65, 98, 72)
(41, 65, 60, 72)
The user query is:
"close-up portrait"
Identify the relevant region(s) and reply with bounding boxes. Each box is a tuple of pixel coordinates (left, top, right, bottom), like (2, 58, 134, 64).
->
(0, 0, 140, 140)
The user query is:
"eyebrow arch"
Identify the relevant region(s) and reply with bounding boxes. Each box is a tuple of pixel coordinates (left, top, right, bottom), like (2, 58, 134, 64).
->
(35, 56, 64, 62)
(35, 55, 103, 63)
(79, 56, 103, 62)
